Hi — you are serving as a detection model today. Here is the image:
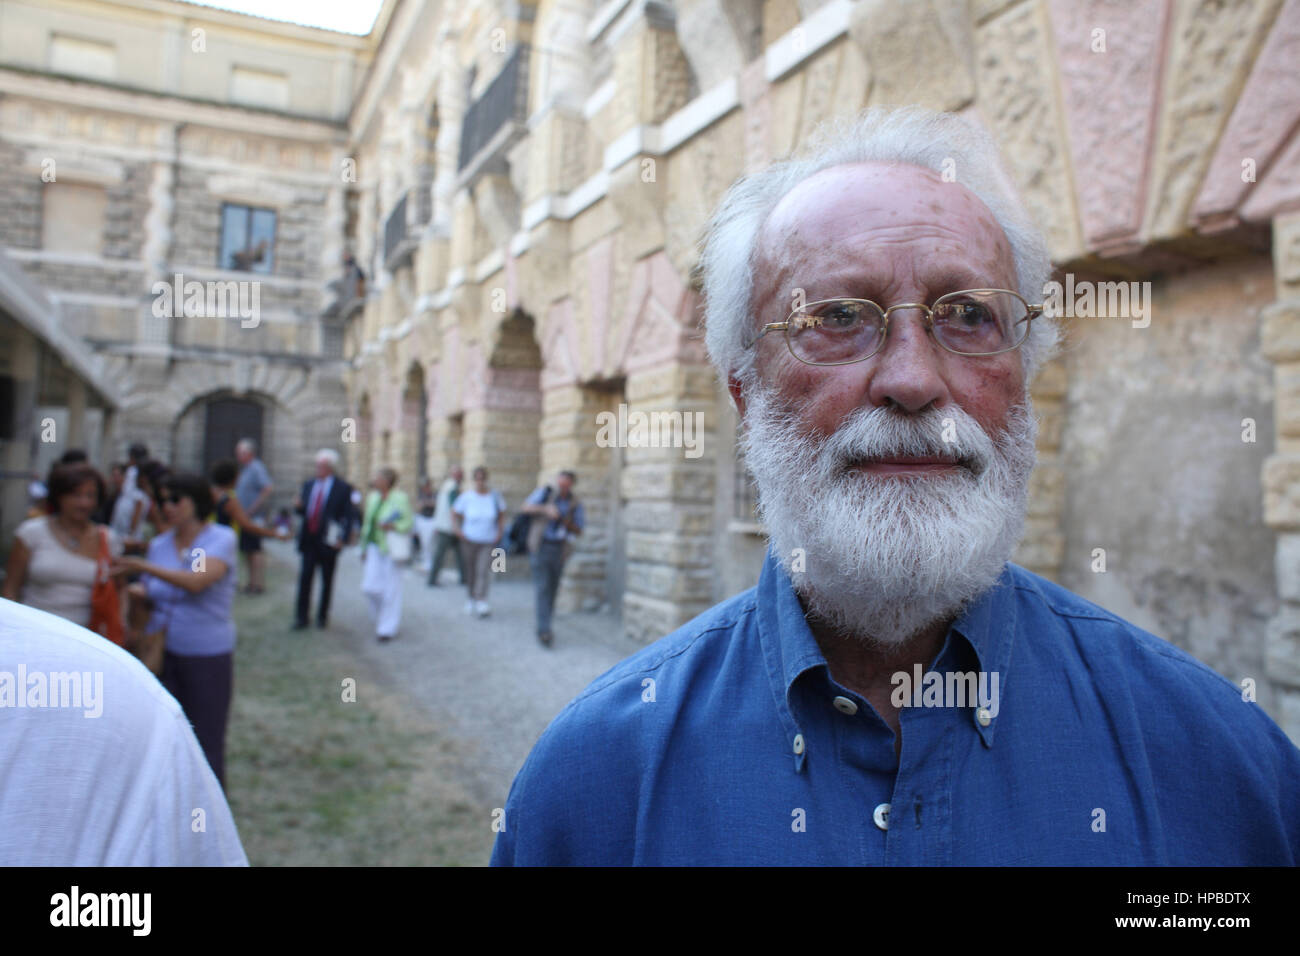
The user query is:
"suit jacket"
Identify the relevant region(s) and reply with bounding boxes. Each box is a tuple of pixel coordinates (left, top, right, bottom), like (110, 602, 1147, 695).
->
(359, 488, 414, 556)
(296, 476, 356, 552)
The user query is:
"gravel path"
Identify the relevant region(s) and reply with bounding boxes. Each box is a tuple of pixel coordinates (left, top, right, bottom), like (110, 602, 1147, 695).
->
(271, 543, 634, 811)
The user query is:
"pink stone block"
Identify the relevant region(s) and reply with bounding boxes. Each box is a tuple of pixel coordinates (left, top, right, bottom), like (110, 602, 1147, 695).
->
(1049, 0, 1169, 250)
(1192, 0, 1300, 226)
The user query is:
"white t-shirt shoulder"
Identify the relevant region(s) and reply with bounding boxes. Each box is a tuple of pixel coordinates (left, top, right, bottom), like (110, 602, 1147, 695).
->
(0, 599, 248, 866)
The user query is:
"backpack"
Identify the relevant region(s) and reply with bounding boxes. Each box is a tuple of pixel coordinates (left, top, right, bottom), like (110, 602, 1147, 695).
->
(506, 486, 550, 555)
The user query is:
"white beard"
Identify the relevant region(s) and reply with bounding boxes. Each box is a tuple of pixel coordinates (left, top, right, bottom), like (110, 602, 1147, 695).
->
(740, 387, 1039, 645)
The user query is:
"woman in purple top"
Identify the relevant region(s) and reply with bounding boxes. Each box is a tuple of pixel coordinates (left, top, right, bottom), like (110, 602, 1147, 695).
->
(113, 472, 238, 789)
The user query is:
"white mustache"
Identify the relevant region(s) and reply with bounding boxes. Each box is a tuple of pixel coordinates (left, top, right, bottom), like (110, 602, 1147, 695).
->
(817, 405, 999, 479)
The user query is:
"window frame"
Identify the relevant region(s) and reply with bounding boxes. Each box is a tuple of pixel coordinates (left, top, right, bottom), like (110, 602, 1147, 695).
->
(218, 201, 277, 275)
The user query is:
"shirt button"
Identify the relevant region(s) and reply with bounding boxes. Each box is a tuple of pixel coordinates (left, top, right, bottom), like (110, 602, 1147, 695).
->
(975, 707, 992, 727)
(832, 696, 858, 715)
(792, 734, 804, 755)
(873, 803, 891, 831)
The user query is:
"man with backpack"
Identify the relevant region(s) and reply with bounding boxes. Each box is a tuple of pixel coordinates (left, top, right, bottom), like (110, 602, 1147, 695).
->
(520, 470, 584, 647)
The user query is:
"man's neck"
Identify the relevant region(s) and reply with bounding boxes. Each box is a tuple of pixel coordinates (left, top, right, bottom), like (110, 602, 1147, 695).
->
(806, 609, 952, 741)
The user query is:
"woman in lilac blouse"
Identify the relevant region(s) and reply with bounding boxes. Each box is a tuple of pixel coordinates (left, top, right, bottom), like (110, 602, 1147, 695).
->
(113, 472, 238, 789)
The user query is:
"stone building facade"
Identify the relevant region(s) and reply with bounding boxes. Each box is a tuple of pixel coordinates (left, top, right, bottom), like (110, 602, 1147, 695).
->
(0, 0, 369, 513)
(338, 0, 1300, 740)
(2, 0, 1299, 740)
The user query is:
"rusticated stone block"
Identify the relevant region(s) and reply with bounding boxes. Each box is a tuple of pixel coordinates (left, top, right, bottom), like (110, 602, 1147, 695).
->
(975, 0, 1082, 260)
(1263, 454, 1300, 530)
(1265, 603, 1300, 688)
(1145, 0, 1282, 241)
(851, 0, 974, 113)
(1261, 299, 1300, 363)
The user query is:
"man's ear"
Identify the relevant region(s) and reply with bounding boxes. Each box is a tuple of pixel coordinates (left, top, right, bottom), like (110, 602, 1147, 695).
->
(728, 374, 747, 422)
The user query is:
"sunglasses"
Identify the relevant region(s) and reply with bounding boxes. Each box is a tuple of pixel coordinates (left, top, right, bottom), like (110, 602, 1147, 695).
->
(163, 494, 187, 505)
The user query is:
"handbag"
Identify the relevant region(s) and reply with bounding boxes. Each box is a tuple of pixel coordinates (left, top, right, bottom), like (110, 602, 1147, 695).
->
(386, 529, 413, 563)
(87, 528, 124, 646)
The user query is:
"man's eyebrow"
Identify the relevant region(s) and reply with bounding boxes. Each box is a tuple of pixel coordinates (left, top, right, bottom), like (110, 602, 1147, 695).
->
(810, 266, 1001, 297)
(921, 268, 1000, 293)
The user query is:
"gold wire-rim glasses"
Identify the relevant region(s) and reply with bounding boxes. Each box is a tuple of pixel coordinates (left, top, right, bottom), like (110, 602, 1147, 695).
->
(746, 288, 1045, 366)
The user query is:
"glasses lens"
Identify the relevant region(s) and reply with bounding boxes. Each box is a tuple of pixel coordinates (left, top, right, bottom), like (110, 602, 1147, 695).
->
(788, 299, 884, 365)
(931, 290, 1028, 354)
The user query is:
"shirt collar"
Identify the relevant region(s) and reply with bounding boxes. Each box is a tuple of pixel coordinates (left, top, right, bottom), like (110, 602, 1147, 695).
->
(755, 549, 1021, 762)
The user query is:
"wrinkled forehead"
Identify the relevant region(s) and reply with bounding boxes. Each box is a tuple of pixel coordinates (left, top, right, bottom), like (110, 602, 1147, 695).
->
(756, 162, 1014, 282)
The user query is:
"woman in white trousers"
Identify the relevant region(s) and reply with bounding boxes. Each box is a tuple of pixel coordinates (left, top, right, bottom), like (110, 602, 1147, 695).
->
(359, 467, 414, 642)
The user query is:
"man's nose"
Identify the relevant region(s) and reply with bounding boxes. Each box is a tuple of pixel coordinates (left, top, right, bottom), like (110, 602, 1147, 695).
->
(864, 307, 952, 413)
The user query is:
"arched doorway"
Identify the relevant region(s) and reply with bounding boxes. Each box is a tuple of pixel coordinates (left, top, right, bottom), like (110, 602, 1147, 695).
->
(171, 391, 268, 477)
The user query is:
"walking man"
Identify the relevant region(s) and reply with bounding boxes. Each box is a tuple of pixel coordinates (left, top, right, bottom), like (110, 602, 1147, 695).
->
(521, 470, 584, 647)
(293, 449, 355, 630)
(427, 465, 465, 587)
(234, 438, 274, 594)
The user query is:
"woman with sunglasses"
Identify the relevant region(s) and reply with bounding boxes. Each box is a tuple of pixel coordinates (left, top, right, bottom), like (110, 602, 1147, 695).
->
(112, 472, 239, 789)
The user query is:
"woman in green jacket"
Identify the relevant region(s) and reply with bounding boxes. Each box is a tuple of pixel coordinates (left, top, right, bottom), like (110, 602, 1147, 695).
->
(359, 466, 414, 643)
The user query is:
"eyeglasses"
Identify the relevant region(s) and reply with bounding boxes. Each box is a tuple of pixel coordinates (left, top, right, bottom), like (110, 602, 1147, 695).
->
(163, 494, 185, 505)
(747, 289, 1043, 366)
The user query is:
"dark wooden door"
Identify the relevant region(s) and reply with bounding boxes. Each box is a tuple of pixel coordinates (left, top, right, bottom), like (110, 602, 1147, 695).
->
(203, 398, 263, 476)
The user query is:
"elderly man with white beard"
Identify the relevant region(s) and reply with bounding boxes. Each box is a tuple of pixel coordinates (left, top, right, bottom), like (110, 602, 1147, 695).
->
(492, 107, 1300, 866)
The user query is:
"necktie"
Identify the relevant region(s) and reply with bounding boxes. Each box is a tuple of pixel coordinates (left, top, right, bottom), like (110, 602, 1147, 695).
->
(308, 482, 325, 533)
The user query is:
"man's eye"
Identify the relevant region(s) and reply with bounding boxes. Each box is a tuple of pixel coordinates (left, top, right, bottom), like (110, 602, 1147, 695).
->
(819, 305, 864, 329)
(941, 303, 994, 327)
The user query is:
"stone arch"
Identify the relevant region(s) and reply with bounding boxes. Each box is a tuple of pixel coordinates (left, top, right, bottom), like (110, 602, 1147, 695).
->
(398, 360, 429, 489)
(170, 388, 277, 479)
(458, 306, 544, 511)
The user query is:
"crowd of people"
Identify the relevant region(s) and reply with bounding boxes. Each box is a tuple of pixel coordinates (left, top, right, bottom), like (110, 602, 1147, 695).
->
(2, 439, 586, 795)
(292, 451, 585, 649)
(2, 441, 288, 791)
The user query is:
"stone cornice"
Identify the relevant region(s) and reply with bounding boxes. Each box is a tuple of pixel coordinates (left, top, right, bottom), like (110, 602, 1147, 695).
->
(0, 67, 349, 140)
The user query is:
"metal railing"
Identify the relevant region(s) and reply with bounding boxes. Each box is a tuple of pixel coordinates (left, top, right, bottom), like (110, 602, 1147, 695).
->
(458, 45, 530, 173)
(383, 191, 409, 265)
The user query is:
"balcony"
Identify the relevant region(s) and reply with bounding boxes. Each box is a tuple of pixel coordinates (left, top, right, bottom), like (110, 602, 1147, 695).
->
(383, 191, 418, 271)
(322, 263, 366, 322)
(457, 45, 530, 185)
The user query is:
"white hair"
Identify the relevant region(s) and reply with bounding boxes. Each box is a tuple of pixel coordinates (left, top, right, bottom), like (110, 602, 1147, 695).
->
(315, 448, 340, 469)
(236, 438, 257, 454)
(700, 106, 1058, 390)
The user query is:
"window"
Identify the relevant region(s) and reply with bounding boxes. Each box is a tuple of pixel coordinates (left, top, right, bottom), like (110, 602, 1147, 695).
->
(42, 183, 107, 255)
(219, 204, 276, 273)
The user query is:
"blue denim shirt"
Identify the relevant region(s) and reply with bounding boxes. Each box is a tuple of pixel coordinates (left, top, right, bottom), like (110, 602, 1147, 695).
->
(492, 552, 1300, 865)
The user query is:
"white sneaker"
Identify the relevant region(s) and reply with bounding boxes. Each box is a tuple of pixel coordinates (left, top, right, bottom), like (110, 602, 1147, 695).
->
(476, 601, 490, 617)
(464, 599, 475, 615)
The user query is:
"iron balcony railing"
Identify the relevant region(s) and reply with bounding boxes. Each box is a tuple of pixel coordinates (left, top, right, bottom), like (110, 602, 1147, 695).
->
(458, 45, 530, 174)
(383, 191, 409, 266)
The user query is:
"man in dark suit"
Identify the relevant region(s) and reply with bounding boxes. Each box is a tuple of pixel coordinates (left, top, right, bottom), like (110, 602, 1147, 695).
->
(293, 449, 356, 630)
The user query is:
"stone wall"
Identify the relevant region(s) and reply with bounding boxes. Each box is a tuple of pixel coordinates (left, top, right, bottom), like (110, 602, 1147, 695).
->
(1059, 258, 1278, 708)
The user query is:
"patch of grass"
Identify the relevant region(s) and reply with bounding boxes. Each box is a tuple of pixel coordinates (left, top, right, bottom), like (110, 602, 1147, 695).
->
(223, 554, 495, 866)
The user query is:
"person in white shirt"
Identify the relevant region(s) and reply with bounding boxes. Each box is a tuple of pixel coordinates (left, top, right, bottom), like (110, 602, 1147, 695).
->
(0, 598, 248, 865)
(3, 463, 124, 633)
(451, 466, 506, 618)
